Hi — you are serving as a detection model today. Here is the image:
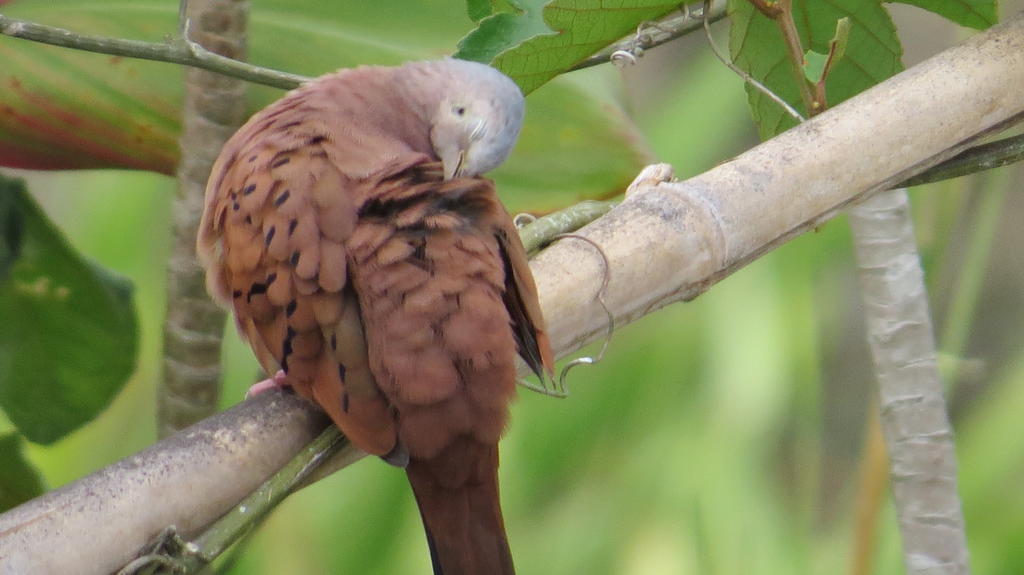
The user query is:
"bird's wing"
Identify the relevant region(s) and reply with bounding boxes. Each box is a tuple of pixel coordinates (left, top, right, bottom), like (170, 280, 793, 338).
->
(198, 116, 426, 456)
(493, 210, 555, 382)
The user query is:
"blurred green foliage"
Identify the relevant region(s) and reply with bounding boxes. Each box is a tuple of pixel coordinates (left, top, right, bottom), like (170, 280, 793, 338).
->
(0, 176, 137, 445)
(1, 2, 1023, 575)
(0, 433, 45, 512)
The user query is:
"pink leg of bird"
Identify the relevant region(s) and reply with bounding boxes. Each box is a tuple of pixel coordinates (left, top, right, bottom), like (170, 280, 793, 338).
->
(245, 370, 290, 399)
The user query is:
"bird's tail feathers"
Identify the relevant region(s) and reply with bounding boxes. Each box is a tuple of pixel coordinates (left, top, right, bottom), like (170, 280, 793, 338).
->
(406, 439, 514, 575)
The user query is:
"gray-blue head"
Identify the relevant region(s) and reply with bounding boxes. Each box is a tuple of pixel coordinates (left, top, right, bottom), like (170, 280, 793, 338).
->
(406, 59, 525, 180)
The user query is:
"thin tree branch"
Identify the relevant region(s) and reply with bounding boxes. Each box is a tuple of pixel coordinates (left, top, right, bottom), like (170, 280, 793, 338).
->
(849, 189, 971, 574)
(0, 13, 309, 90)
(568, 1, 727, 71)
(762, 0, 819, 112)
(747, 0, 782, 17)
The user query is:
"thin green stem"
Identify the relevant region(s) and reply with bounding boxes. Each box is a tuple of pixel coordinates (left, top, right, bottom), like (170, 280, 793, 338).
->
(517, 200, 617, 253)
(773, 0, 818, 114)
(118, 426, 348, 574)
(900, 134, 1024, 188)
(187, 427, 347, 566)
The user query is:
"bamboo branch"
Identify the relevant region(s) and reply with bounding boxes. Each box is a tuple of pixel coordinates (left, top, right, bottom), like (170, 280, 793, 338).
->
(0, 392, 337, 574)
(0, 13, 309, 90)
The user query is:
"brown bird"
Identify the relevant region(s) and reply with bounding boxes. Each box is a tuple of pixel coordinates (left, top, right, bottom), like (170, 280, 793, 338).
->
(197, 59, 553, 574)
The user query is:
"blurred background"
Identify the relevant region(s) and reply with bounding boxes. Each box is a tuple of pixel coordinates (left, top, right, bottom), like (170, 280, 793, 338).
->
(4, 1, 1024, 573)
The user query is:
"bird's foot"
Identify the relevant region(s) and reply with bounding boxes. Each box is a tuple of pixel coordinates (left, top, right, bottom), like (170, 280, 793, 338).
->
(245, 370, 291, 399)
(625, 163, 676, 196)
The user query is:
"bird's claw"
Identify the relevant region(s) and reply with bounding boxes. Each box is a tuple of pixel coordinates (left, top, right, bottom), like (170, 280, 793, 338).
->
(245, 370, 291, 399)
(626, 163, 676, 197)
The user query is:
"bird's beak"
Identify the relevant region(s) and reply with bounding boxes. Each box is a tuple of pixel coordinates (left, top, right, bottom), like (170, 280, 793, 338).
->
(444, 149, 466, 180)
(469, 119, 486, 142)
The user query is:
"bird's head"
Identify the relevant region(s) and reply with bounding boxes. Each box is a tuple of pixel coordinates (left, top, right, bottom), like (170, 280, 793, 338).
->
(425, 59, 525, 180)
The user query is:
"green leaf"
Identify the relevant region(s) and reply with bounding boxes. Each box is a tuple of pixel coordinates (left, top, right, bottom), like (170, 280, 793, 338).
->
(803, 17, 850, 85)
(890, 0, 997, 30)
(829, 17, 850, 65)
(0, 175, 138, 444)
(803, 50, 828, 85)
(466, 0, 522, 22)
(466, 0, 495, 22)
(0, 432, 46, 512)
(728, 0, 903, 139)
(457, 2, 551, 67)
(455, 0, 682, 94)
(0, 0, 647, 211)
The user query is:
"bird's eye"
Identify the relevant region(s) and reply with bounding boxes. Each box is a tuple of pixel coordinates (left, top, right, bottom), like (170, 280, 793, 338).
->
(453, 106, 466, 117)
